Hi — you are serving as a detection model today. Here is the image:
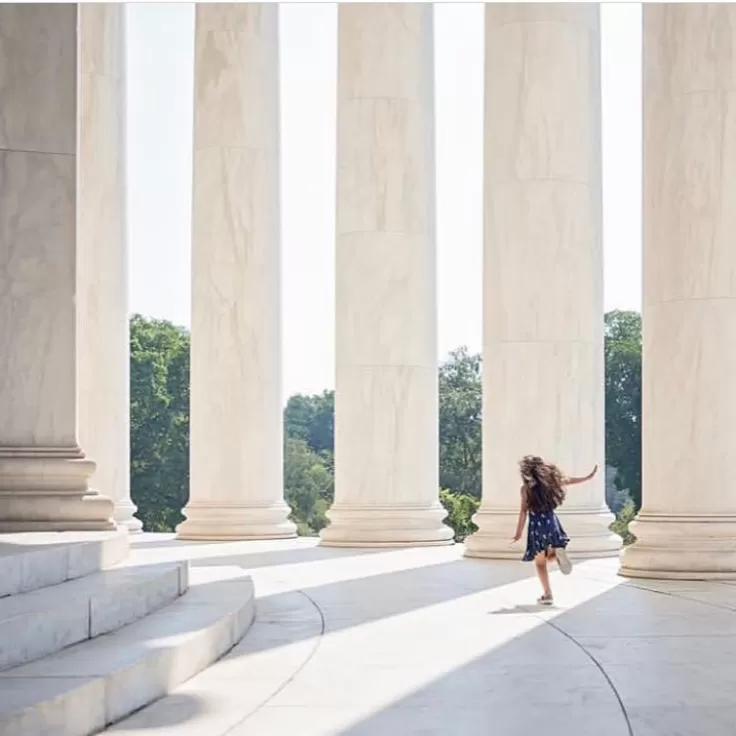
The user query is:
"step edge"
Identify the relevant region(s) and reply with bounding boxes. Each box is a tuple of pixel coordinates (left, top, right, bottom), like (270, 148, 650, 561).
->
(0, 577, 255, 736)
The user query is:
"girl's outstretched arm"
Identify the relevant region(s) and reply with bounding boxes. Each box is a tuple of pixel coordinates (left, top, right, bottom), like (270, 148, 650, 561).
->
(563, 464, 598, 486)
(512, 486, 528, 542)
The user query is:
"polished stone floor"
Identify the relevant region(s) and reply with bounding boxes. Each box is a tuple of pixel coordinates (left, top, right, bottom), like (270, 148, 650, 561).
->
(107, 535, 736, 736)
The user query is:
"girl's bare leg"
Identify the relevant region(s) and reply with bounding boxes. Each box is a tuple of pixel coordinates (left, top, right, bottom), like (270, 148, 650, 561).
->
(534, 552, 552, 599)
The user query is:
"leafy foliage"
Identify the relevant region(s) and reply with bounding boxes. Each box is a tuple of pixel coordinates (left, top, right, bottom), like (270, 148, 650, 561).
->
(283, 437, 333, 536)
(604, 310, 642, 508)
(284, 391, 334, 456)
(440, 490, 480, 542)
(439, 347, 482, 499)
(129, 315, 190, 532)
(610, 500, 637, 546)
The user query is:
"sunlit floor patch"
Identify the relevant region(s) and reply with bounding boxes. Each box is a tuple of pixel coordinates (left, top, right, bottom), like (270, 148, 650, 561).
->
(108, 537, 736, 736)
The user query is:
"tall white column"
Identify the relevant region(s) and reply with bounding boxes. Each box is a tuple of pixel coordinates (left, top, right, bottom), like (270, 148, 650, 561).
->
(0, 5, 115, 531)
(78, 5, 141, 532)
(465, 4, 620, 559)
(621, 5, 736, 579)
(177, 4, 296, 540)
(320, 4, 452, 547)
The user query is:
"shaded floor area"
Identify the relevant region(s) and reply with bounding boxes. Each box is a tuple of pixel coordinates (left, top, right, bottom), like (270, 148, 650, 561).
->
(108, 536, 736, 736)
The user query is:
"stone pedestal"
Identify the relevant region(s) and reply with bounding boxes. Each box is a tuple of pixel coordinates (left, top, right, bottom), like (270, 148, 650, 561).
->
(320, 4, 452, 547)
(177, 5, 296, 540)
(78, 5, 141, 532)
(0, 5, 115, 532)
(620, 5, 736, 579)
(465, 4, 619, 559)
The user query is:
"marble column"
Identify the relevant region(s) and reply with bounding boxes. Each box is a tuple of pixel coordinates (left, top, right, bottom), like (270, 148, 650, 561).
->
(78, 5, 141, 532)
(465, 4, 620, 559)
(177, 4, 296, 540)
(320, 4, 452, 547)
(621, 5, 736, 579)
(0, 5, 115, 531)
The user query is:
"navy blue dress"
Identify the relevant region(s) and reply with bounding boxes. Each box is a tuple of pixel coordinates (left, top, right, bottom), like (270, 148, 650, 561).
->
(523, 509, 570, 561)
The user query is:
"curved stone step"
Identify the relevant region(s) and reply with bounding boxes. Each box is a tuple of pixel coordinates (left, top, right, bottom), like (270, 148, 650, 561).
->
(0, 531, 130, 598)
(0, 561, 187, 672)
(0, 568, 255, 736)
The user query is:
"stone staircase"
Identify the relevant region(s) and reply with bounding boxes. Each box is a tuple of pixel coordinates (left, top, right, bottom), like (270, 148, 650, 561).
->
(0, 532, 255, 736)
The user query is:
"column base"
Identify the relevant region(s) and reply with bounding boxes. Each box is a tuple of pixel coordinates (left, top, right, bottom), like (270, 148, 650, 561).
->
(620, 513, 736, 580)
(464, 504, 621, 559)
(0, 448, 116, 532)
(176, 502, 297, 541)
(319, 504, 454, 547)
(114, 499, 143, 533)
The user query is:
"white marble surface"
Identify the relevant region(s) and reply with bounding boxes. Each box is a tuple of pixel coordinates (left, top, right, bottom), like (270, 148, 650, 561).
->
(179, 4, 295, 540)
(323, 4, 451, 547)
(0, 5, 77, 155)
(0, 5, 115, 532)
(0, 562, 186, 671)
(0, 566, 255, 735)
(466, 4, 618, 559)
(78, 5, 140, 532)
(101, 535, 736, 735)
(621, 5, 736, 579)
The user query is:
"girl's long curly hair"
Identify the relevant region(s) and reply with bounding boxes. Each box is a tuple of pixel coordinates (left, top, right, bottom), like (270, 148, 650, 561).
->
(519, 455, 566, 513)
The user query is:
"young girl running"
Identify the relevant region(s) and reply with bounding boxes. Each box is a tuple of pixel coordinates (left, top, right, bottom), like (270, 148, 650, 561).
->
(511, 455, 598, 606)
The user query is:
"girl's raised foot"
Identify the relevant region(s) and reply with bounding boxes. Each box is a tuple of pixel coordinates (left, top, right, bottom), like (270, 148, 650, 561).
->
(556, 547, 573, 575)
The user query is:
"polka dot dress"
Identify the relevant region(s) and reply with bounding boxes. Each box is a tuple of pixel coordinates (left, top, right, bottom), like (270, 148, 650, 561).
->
(523, 509, 570, 561)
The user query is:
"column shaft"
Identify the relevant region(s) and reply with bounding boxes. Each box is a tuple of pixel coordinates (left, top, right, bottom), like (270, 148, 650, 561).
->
(465, 4, 619, 559)
(320, 4, 452, 547)
(621, 5, 736, 579)
(0, 5, 115, 531)
(177, 4, 296, 540)
(78, 5, 141, 532)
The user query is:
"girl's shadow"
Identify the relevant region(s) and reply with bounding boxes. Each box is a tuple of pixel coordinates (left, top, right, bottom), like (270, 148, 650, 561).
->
(489, 604, 559, 614)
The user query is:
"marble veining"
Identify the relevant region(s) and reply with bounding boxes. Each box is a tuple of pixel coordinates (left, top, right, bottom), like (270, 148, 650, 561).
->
(467, 4, 616, 559)
(77, 4, 139, 529)
(0, 5, 77, 155)
(180, 4, 294, 539)
(0, 150, 77, 447)
(621, 6, 736, 578)
(324, 4, 449, 545)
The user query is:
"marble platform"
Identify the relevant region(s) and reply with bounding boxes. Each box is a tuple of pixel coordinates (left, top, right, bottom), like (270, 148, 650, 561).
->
(105, 535, 736, 736)
(0, 535, 254, 736)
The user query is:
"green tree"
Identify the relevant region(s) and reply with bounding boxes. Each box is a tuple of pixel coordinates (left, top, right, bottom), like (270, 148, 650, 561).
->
(439, 347, 483, 499)
(284, 391, 334, 455)
(284, 437, 333, 535)
(129, 315, 190, 532)
(605, 310, 642, 509)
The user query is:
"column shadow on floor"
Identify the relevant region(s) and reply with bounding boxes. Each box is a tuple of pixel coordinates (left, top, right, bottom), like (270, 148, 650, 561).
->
(333, 578, 736, 736)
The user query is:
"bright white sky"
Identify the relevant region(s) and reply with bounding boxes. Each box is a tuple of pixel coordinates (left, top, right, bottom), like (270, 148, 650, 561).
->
(126, 3, 642, 401)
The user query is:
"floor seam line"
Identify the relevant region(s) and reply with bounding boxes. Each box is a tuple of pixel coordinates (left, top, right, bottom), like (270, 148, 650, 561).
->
(221, 589, 326, 735)
(542, 615, 635, 736)
(582, 571, 736, 615)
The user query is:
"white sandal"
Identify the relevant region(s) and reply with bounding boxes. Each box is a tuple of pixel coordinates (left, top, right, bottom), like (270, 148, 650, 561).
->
(556, 548, 573, 575)
(537, 595, 554, 606)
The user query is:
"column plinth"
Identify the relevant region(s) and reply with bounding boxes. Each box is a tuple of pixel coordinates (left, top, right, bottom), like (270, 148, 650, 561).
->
(320, 4, 453, 548)
(0, 449, 114, 533)
(320, 504, 452, 548)
(620, 5, 736, 580)
(465, 4, 620, 560)
(177, 4, 296, 541)
(176, 503, 296, 542)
